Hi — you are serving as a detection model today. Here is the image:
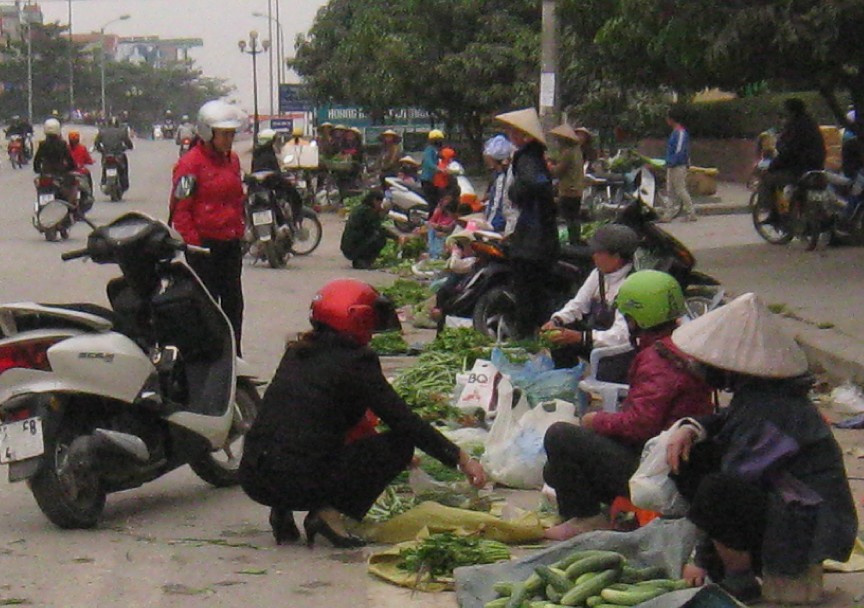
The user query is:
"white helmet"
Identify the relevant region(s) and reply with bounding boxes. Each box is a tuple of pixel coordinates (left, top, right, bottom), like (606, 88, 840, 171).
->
(196, 100, 244, 141)
(44, 118, 61, 136)
(257, 128, 277, 144)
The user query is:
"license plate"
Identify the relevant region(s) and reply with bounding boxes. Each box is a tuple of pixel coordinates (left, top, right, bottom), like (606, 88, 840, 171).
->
(106, 168, 118, 177)
(297, 179, 307, 189)
(252, 209, 274, 226)
(38, 193, 55, 205)
(0, 417, 44, 464)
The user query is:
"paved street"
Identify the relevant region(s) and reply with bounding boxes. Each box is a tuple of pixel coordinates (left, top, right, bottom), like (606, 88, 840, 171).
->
(0, 134, 861, 607)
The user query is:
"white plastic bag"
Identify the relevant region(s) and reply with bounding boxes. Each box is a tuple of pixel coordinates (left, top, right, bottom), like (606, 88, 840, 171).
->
(482, 398, 578, 489)
(629, 421, 689, 517)
(454, 360, 513, 420)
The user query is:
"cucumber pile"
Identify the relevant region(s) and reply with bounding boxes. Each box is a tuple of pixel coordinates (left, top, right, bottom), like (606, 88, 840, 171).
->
(486, 550, 690, 608)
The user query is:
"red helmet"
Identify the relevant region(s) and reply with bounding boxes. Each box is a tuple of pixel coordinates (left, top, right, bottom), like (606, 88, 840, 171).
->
(310, 279, 400, 345)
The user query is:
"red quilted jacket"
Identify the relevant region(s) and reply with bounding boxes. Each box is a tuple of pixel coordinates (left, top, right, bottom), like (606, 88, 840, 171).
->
(169, 141, 244, 245)
(590, 332, 714, 447)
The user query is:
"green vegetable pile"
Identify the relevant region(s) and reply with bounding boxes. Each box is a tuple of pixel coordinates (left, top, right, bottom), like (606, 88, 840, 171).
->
(367, 486, 417, 523)
(398, 532, 511, 579)
(369, 331, 410, 355)
(382, 278, 433, 308)
(487, 550, 690, 608)
(391, 349, 464, 421)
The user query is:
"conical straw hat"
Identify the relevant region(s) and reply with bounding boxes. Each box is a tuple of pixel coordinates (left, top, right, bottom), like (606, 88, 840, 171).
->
(495, 108, 546, 145)
(672, 293, 808, 378)
(549, 123, 579, 142)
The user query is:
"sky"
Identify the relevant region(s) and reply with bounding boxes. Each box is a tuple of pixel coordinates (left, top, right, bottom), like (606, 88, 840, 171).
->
(38, 0, 325, 114)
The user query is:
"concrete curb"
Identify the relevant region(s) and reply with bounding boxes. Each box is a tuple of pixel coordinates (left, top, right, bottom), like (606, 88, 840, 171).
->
(782, 317, 864, 385)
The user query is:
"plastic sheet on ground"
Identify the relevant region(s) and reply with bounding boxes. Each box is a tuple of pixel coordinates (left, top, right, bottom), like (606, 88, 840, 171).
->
(454, 517, 699, 608)
(354, 501, 544, 545)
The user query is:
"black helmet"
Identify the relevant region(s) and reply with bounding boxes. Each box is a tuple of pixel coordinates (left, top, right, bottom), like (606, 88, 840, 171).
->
(588, 224, 640, 259)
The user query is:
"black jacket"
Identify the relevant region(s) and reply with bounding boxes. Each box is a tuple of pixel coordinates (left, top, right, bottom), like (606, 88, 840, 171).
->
(242, 332, 461, 472)
(340, 204, 387, 261)
(251, 144, 281, 173)
(508, 140, 558, 261)
(771, 113, 826, 177)
(33, 136, 74, 175)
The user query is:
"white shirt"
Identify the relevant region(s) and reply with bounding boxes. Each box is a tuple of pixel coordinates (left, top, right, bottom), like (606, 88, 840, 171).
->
(551, 263, 633, 348)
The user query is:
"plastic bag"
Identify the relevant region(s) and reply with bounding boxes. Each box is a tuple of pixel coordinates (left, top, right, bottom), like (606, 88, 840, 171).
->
(829, 382, 864, 415)
(482, 398, 578, 489)
(489, 348, 583, 405)
(628, 420, 689, 517)
(454, 359, 513, 420)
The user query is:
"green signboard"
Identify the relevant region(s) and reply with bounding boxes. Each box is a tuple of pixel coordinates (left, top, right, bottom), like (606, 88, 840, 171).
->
(316, 105, 432, 129)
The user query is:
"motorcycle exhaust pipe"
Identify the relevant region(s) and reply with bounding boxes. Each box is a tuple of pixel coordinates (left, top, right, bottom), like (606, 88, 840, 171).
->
(66, 429, 150, 471)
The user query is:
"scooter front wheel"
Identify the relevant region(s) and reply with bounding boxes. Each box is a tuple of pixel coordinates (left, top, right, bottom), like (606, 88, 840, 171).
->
(29, 425, 107, 529)
(751, 194, 793, 244)
(189, 380, 260, 487)
(289, 209, 322, 256)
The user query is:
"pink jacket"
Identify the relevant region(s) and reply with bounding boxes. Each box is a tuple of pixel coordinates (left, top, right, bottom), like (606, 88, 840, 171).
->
(591, 333, 714, 446)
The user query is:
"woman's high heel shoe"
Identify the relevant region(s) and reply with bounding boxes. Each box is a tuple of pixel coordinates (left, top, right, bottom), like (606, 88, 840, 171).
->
(269, 507, 300, 545)
(303, 511, 366, 549)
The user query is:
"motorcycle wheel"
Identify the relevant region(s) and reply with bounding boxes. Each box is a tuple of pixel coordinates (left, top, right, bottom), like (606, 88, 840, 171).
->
(264, 239, 289, 269)
(290, 209, 322, 256)
(652, 191, 683, 222)
(29, 424, 107, 529)
(751, 193, 793, 244)
(43, 228, 58, 242)
(189, 380, 260, 487)
(473, 285, 517, 341)
(394, 205, 427, 234)
(109, 187, 122, 202)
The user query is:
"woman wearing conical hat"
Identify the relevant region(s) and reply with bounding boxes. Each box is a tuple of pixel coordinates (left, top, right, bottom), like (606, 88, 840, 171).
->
(495, 107, 558, 338)
(377, 129, 403, 179)
(548, 123, 591, 245)
(666, 293, 857, 603)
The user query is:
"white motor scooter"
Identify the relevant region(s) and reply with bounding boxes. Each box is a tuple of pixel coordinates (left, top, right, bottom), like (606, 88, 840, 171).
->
(385, 160, 475, 233)
(0, 212, 258, 529)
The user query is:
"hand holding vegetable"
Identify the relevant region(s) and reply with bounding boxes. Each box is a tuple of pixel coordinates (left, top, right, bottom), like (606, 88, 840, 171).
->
(542, 327, 582, 345)
(666, 426, 698, 474)
(458, 450, 487, 488)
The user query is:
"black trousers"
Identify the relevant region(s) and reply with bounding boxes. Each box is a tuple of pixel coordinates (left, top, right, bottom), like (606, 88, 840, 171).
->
(186, 239, 244, 354)
(240, 430, 414, 521)
(512, 258, 553, 339)
(558, 195, 583, 245)
(543, 422, 640, 518)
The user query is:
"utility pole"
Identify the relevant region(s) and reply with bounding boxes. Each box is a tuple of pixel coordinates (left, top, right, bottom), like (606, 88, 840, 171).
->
(539, 0, 560, 151)
(68, 0, 74, 120)
(267, 0, 274, 117)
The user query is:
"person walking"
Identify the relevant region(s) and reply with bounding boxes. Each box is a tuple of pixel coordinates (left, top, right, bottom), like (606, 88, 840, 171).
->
(169, 100, 247, 354)
(496, 108, 558, 339)
(549, 123, 588, 244)
(420, 129, 445, 206)
(666, 107, 697, 222)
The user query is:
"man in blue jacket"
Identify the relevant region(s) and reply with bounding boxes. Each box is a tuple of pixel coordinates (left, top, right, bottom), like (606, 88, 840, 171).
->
(420, 129, 445, 206)
(666, 108, 697, 222)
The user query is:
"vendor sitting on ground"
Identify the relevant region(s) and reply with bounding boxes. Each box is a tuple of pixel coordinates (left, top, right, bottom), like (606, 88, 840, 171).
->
(666, 293, 858, 603)
(543, 270, 714, 541)
(340, 190, 402, 269)
(541, 224, 639, 374)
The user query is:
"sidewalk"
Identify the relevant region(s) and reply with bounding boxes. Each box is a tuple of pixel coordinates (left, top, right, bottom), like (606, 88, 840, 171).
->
(691, 180, 752, 215)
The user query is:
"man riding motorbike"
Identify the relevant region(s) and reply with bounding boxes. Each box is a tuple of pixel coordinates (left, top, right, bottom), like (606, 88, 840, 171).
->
(757, 98, 826, 221)
(175, 114, 196, 146)
(251, 128, 303, 224)
(33, 118, 78, 212)
(94, 116, 134, 193)
(67, 130, 95, 206)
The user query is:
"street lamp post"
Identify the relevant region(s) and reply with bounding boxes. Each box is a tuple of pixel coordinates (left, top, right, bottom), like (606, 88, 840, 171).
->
(238, 31, 269, 142)
(252, 10, 284, 114)
(100, 15, 130, 119)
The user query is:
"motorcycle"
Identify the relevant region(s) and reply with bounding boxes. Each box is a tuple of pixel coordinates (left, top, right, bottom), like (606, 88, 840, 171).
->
(32, 173, 89, 242)
(583, 162, 681, 222)
(751, 170, 840, 250)
(0, 212, 259, 529)
(161, 120, 175, 140)
(384, 176, 430, 232)
(100, 154, 124, 202)
(178, 138, 193, 157)
(823, 170, 864, 244)
(243, 171, 323, 268)
(7, 135, 25, 169)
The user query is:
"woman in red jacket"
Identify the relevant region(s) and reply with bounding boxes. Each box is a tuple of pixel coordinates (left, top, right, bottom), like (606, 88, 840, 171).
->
(169, 100, 246, 353)
(543, 270, 714, 541)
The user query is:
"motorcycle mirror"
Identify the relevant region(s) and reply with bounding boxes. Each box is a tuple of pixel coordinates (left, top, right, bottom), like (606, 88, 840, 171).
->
(173, 175, 197, 200)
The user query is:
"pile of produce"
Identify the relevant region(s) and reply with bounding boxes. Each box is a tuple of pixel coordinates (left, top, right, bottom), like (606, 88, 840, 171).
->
(399, 532, 511, 580)
(382, 278, 433, 308)
(367, 486, 417, 523)
(391, 349, 464, 421)
(487, 550, 689, 608)
(370, 331, 410, 355)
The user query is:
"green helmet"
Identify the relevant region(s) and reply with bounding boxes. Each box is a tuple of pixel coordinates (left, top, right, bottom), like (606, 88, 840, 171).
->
(615, 270, 685, 329)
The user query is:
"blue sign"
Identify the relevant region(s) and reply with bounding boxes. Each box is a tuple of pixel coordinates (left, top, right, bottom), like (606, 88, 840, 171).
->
(269, 118, 294, 132)
(279, 84, 311, 113)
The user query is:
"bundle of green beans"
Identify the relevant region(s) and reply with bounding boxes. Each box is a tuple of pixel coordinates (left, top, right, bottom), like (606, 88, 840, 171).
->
(398, 533, 511, 579)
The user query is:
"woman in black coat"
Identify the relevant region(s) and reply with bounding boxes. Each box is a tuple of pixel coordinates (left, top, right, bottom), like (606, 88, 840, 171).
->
(495, 108, 558, 339)
(239, 279, 486, 547)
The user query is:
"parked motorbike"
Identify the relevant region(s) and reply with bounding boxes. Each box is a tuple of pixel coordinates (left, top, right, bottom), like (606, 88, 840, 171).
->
(751, 170, 840, 250)
(32, 173, 89, 242)
(824, 170, 864, 244)
(100, 154, 124, 202)
(583, 163, 681, 222)
(384, 176, 430, 232)
(0, 212, 259, 528)
(7, 135, 25, 169)
(243, 171, 323, 268)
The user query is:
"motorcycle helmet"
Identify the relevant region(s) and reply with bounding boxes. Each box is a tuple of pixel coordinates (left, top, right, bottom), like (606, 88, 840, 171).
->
(615, 270, 685, 330)
(428, 129, 445, 141)
(310, 279, 401, 346)
(181, 114, 190, 122)
(197, 100, 244, 141)
(292, 125, 304, 138)
(257, 128, 277, 145)
(43, 118, 61, 136)
(68, 130, 80, 145)
(588, 224, 640, 259)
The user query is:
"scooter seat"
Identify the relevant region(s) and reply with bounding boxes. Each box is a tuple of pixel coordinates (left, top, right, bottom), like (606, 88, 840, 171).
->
(43, 303, 120, 326)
